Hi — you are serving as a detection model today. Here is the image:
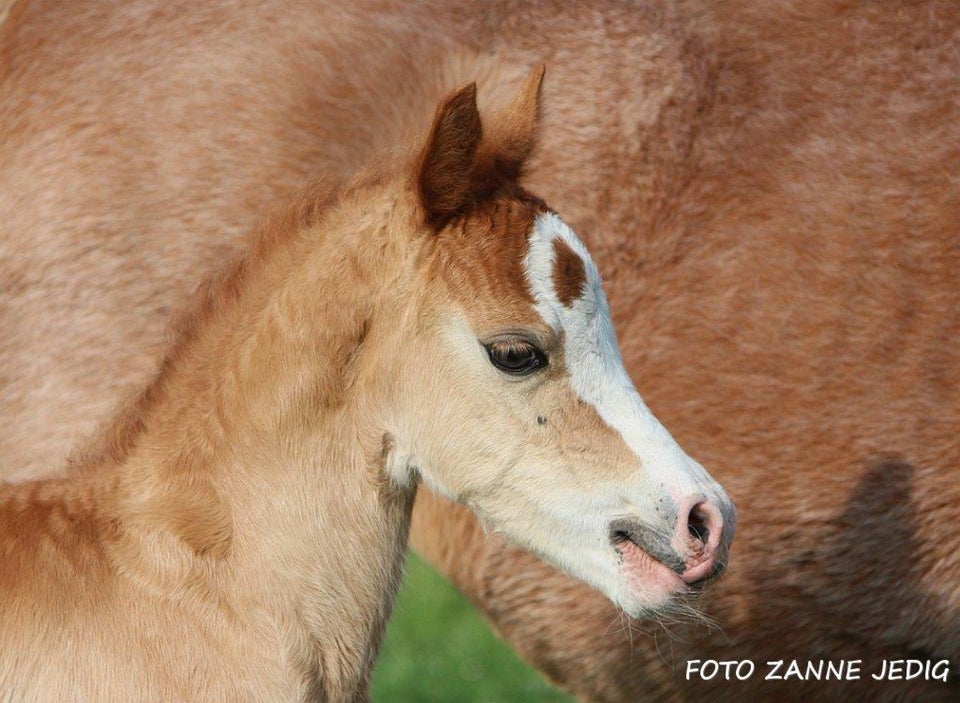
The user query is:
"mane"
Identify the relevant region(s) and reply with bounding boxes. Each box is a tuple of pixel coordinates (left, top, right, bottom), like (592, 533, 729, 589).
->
(65, 176, 343, 475)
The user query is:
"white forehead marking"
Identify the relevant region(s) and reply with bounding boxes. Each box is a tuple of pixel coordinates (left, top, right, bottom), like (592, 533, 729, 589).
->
(524, 213, 711, 496)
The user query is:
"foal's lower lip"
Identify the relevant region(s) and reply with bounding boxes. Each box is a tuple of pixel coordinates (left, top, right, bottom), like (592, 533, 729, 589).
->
(610, 525, 686, 575)
(612, 532, 632, 553)
(612, 531, 641, 564)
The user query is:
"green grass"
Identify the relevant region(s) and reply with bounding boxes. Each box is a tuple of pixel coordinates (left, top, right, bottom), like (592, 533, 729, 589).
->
(371, 553, 574, 703)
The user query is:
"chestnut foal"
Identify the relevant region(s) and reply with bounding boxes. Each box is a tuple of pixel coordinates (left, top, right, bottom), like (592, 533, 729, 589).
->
(0, 70, 733, 700)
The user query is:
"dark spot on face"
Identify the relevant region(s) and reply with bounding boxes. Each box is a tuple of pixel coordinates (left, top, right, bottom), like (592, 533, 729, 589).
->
(552, 238, 586, 308)
(537, 415, 547, 425)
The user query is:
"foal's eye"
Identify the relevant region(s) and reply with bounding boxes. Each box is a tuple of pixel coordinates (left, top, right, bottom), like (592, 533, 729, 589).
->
(484, 339, 547, 376)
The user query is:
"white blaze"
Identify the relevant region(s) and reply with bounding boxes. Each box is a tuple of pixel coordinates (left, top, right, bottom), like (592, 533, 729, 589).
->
(523, 213, 718, 506)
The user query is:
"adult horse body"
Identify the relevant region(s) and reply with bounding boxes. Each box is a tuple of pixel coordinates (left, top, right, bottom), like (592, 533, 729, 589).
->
(1, 0, 958, 701)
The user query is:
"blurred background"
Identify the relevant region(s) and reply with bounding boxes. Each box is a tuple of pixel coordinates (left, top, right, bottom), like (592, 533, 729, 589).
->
(372, 554, 573, 702)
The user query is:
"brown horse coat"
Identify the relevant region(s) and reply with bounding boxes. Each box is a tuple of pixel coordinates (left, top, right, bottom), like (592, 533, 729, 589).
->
(1, 0, 957, 700)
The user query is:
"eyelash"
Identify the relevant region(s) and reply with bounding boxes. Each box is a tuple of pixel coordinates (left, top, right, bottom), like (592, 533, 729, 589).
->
(484, 338, 548, 376)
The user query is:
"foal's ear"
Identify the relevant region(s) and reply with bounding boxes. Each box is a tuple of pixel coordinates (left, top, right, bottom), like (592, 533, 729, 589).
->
(482, 63, 545, 180)
(418, 66, 545, 228)
(418, 82, 483, 228)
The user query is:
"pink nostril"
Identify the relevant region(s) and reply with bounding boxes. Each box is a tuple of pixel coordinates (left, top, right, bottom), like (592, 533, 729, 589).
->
(678, 500, 724, 584)
(688, 501, 723, 551)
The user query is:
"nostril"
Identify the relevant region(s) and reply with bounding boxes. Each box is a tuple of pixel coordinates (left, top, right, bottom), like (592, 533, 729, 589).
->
(678, 499, 726, 585)
(687, 503, 710, 546)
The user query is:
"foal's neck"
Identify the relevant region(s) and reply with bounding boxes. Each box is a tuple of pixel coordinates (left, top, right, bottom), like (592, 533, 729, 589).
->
(92, 180, 420, 696)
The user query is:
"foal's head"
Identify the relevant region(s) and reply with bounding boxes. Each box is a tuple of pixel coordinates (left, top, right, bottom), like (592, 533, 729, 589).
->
(365, 67, 735, 616)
